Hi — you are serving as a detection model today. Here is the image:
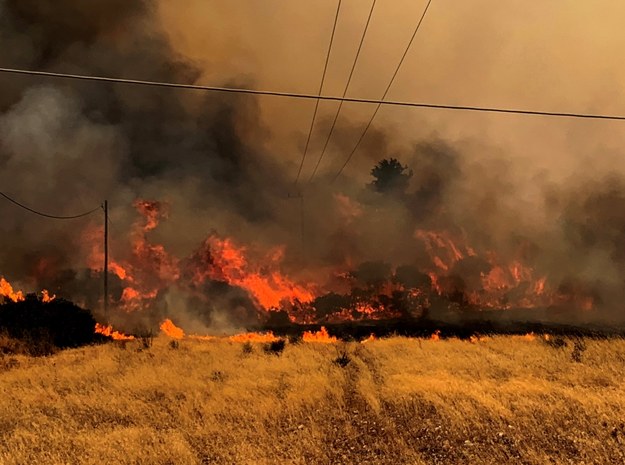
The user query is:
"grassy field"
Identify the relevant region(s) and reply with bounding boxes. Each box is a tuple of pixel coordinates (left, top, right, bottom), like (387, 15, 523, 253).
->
(1, 334, 625, 464)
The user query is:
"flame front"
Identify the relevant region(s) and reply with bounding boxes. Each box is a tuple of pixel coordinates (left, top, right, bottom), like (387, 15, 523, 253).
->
(0, 278, 24, 303)
(190, 235, 315, 310)
(94, 323, 135, 340)
(229, 332, 279, 343)
(160, 319, 185, 339)
(302, 327, 337, 343)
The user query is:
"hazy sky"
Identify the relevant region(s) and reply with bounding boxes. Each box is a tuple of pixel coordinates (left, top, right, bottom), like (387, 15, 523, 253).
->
(158, 0, 625, 183)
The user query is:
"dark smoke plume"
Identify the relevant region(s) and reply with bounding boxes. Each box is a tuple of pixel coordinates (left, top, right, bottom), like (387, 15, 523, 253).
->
(1, 1, 625, 331)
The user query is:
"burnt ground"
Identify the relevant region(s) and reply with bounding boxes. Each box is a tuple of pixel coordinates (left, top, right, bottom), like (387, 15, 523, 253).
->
(260, 314, 625, 341)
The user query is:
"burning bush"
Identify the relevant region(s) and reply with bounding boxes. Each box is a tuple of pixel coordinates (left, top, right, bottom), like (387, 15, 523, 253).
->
(0, 294, 97, 354)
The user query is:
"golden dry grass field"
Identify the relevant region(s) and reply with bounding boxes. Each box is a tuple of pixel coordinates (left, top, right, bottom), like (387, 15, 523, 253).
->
(1, 335, 625, 464)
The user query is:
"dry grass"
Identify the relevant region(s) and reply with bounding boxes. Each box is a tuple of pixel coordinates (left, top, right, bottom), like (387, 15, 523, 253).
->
(1, 335, 625, 464)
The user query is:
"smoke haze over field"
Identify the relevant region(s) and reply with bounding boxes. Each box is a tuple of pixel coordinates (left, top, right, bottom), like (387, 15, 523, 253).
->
(2, 0, 625, 326)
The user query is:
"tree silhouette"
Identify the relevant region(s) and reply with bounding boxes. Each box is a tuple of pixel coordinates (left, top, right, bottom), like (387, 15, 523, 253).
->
(370, 158, 412, 194)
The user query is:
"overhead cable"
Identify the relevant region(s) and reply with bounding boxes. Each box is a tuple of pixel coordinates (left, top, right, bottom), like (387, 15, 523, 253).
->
(307, 0, 378, 183)
(0, 67, 624, 120)
(0, 191, 101, 219)
(332, 0, 433, 182)
(293, 0, 343, 186)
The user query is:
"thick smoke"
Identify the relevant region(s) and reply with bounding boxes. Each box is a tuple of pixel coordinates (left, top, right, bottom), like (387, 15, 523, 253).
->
(2, 1, 625, 329)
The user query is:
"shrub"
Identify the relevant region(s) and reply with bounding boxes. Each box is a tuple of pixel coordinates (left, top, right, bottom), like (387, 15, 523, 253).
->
(263, 339, 286, 355)
(571, 338, 586, 363)
(0, 295, 96, 354)
(287, 334, 302, 345)
(134, 327, 154, 350)
(333, 348, 351, 368)
(241, 341, 253, 355)
(545, 336, 568, 349)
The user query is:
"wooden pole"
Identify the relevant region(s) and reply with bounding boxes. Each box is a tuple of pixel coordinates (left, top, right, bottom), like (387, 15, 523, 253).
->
(103, 200, 109, 323)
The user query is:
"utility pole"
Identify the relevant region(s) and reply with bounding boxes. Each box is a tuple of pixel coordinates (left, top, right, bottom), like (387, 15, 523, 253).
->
(103, 200, 109, 323)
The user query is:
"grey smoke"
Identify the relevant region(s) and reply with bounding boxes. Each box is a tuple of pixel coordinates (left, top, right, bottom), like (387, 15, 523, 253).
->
(1, 0, 625, 329)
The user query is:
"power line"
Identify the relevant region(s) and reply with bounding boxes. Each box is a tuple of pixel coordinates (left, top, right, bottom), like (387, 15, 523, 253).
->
(0, 191, 101, 219)
(307, 0, 378, 183)
(294, 0, 343, 186)
(1, 67, 625, 121)
(333, 0, 433, 183)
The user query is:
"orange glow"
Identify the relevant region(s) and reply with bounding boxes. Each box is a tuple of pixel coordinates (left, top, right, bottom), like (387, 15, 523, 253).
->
(229, 331, 279, 343)
(189, 335, 216, 341)
(160, 319, 184, 339)
(360, 333, 377, 344)
(0, 277, 24, 302)
(134, 199, 168, 232)
(40, 290, 56, 303)
(94, 323, 135, 340)
(191, 235, 315, 309)
(302, 326, 337, 343)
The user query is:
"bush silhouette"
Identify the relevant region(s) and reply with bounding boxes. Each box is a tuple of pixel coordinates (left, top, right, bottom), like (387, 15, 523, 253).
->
(0, 294, 96, 353)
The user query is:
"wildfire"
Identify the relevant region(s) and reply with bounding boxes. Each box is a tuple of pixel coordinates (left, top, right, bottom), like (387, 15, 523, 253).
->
(229, 332, 279, 343)
(302, 327, 337, 343)
(5, 192, 599, 330)
(41, 290, 56, 303)
(0, 278, 24, 302)
(94, 323, 135, 340)
(160, 319, 185, 339)
(191, 235, 315, 309)
(360, 333, 377, 344)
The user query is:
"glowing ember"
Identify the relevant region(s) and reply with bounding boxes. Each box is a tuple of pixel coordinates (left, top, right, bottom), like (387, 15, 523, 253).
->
(302, 327, 337, 343)
(95, 323, 135, 340)
(0, 277, 24, 302)
(160, 319, 185, 339)
(229, 332, 279, 343)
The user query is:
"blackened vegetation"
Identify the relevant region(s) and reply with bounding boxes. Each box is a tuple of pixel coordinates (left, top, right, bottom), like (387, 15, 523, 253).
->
(333, 348, 351, 368)
(0, 294, 97, 355)
(308, 261, 432, 322)
(261, 317, 625, 342)
(263, 339, 286, 355)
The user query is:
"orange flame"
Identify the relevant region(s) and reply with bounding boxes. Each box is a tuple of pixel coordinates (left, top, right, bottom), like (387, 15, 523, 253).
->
(41, 290, 56, 303)
(94, 323, 135, 340)
(192, 235, 315, 309)
(160, 319, 185, 339)
(360, 333, 377, 344)
(0, 278, 24, 302)
(229, 332, 279, 343)
(302, 326, 337, 343)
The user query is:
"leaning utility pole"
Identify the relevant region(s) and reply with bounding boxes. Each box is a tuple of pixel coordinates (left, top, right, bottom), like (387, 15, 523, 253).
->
(103, 200, 109, 323)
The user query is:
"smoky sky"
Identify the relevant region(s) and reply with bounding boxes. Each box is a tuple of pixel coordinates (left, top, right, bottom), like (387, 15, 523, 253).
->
(2, 1, 625, 322)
